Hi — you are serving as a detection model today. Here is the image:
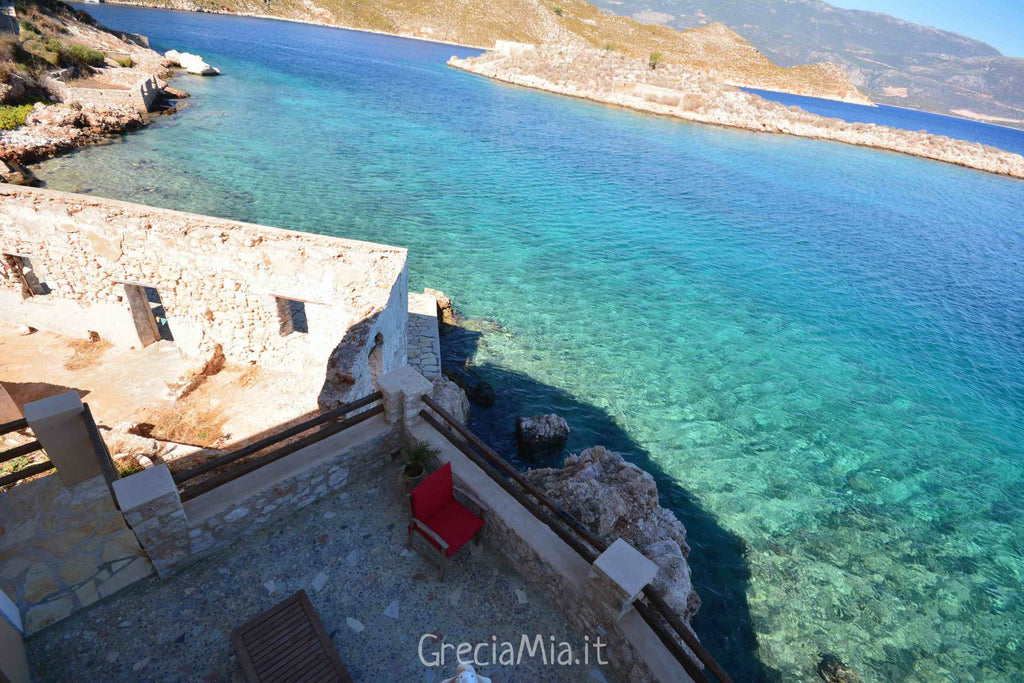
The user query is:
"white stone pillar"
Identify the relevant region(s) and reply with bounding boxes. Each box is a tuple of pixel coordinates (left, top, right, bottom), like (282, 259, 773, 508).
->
(588, 538, 659, 621)
(23, 392, 98, 487)
(112, 465, 190, 577)
(374, 366, 433, 437)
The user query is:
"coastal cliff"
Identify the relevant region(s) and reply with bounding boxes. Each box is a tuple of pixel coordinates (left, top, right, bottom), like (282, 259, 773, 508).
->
(106, 0, 868, 104)
(450, 46, 1024, 180)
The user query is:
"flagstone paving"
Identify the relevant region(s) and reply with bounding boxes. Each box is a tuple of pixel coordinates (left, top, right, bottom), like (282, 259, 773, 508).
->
(26, 480, 608, 681)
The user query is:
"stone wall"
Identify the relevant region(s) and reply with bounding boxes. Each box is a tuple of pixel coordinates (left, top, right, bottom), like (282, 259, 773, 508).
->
(0, 473, 153, 634)
(47, 75, 163, 113)
(0, 186, 409, 403)
(114, 413, 400, 577)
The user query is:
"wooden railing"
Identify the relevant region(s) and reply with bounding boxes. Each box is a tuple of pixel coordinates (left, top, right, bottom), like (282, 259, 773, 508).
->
(0, 420, 51, 487)
(0, 404, 119, 491)
(419, 393, 733, 683)
(173, 391, 384, 502)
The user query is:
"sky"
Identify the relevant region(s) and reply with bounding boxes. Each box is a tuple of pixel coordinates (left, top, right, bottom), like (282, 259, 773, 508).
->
(829, 0, 1024, 57)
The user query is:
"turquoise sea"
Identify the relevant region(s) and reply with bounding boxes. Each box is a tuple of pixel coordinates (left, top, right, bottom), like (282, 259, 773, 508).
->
(43, 7, 1024, 680)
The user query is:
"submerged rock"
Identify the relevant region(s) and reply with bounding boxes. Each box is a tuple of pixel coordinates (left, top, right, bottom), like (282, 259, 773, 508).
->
(443, 365, 495, 407)
(523, 446, 701, 622)
(817, 654, 860, 683)
(515, 413, 569, 459)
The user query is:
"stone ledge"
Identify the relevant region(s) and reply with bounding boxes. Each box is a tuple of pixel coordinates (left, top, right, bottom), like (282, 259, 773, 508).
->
(112, 464, 178, 512)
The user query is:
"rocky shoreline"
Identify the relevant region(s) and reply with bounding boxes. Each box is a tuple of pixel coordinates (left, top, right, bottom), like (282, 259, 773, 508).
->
(450, 46, 1024, 180)
(0, 4, 203, 169)
(0, 102, 145, 165)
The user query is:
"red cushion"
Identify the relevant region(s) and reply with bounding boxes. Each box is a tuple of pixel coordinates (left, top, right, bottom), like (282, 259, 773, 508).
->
(410, 462, 453, 521)
(422, 499, 485, 557)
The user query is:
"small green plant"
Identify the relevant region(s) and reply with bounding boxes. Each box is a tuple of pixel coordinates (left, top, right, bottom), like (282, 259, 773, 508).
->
(603, 42, 616, 53)
(118, 462, 143, 477)
(116, 56, 132, 68)
(44, 37, 62, 53)
(65, 44, 104, 68)
(648, 52, 663, 69)
(553, 6, 564, 16)
(0, 104, 33, 130)
(401, 440, 439, 478)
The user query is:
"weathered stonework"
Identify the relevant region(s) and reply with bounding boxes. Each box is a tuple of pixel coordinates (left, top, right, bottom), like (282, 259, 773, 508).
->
(407, 291, 441, 378)
(45, 75, 164, 114)
(0, 185, 409, 404)
(0, 473, 153, 634)
(115, 417, 400, 577)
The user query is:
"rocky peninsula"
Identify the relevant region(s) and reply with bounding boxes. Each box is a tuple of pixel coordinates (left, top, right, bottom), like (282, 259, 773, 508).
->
(450, 45, 1024, 180)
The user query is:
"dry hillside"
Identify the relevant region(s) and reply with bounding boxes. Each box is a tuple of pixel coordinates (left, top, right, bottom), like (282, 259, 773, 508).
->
(111, 0, 868, 102)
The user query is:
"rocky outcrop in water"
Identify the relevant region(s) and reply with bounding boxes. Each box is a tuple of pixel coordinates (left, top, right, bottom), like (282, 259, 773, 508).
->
(516, 413, 569, 459)
(443, 365, 496, 407)
(424, 287, 459, 326)
(164, 50, 220, 76)
(450, 47, 1024, 180)
(523, 445, 701, 622)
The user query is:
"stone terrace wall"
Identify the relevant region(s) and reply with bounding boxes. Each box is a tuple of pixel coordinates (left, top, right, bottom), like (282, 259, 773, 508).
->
(0, 474, 153, 634)
(0, 186, 409, 402)
(47, 75, 163, 113)
(114, 414, 399, 577)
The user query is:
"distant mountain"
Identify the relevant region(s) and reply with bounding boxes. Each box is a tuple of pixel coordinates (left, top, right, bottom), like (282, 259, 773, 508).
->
(108, 0, 866, 102)
(590, 0, 1024, 127)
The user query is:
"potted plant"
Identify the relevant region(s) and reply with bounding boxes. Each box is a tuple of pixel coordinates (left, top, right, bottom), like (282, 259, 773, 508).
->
(399, 440, 439, 495)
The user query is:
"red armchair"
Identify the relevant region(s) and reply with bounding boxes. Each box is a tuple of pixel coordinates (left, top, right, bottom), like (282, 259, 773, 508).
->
(407, 462, 485, 581)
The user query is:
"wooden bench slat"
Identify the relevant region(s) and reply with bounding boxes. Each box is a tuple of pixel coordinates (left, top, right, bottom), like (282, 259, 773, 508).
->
(250, 625, 318, 670)
(231, 590, 353, 683)
(282, 652, 335, 683)
(259, 636, 324, 679)
(244, 610, 311, 650)
(242, 601, 306, 640)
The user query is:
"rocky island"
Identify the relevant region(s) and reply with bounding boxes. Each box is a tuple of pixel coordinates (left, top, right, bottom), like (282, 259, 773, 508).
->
(450, 44, 1024, 180)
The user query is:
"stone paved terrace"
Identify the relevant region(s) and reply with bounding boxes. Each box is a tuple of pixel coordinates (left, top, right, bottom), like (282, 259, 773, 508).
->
(25, 473, 607, 682)
(408, 292, 441, 379)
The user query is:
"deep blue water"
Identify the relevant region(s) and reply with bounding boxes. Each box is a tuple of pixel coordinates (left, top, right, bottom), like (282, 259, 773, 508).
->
(41, 6, 1024, 680)
(745, 87, 1024, 156)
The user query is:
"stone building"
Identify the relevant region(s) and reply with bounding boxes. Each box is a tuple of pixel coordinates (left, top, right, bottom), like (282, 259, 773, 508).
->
(0, 185, 409, 405)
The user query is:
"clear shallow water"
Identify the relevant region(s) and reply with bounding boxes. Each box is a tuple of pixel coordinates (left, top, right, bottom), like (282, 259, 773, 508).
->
(744, 87, 1024, 156)
(44, 7, 1024, 680)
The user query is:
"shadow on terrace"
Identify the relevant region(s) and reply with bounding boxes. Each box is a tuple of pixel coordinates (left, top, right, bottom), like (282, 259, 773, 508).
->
(25, 466, 593, 682)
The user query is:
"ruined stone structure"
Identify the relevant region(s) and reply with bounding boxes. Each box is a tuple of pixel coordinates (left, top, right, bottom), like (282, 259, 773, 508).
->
(0, 186, 409, 405)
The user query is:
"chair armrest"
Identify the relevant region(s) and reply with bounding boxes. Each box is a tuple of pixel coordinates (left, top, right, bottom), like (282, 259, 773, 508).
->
(411, 517, 449, 550)
(453, 486, 487, 519)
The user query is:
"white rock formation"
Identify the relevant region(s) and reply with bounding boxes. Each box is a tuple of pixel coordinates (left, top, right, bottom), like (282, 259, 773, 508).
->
(164, 50, 220, 76)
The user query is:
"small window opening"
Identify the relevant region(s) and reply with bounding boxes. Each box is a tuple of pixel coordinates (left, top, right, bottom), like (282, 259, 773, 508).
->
(3, 254, 50, 297)
(276, 297, 308, 336)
